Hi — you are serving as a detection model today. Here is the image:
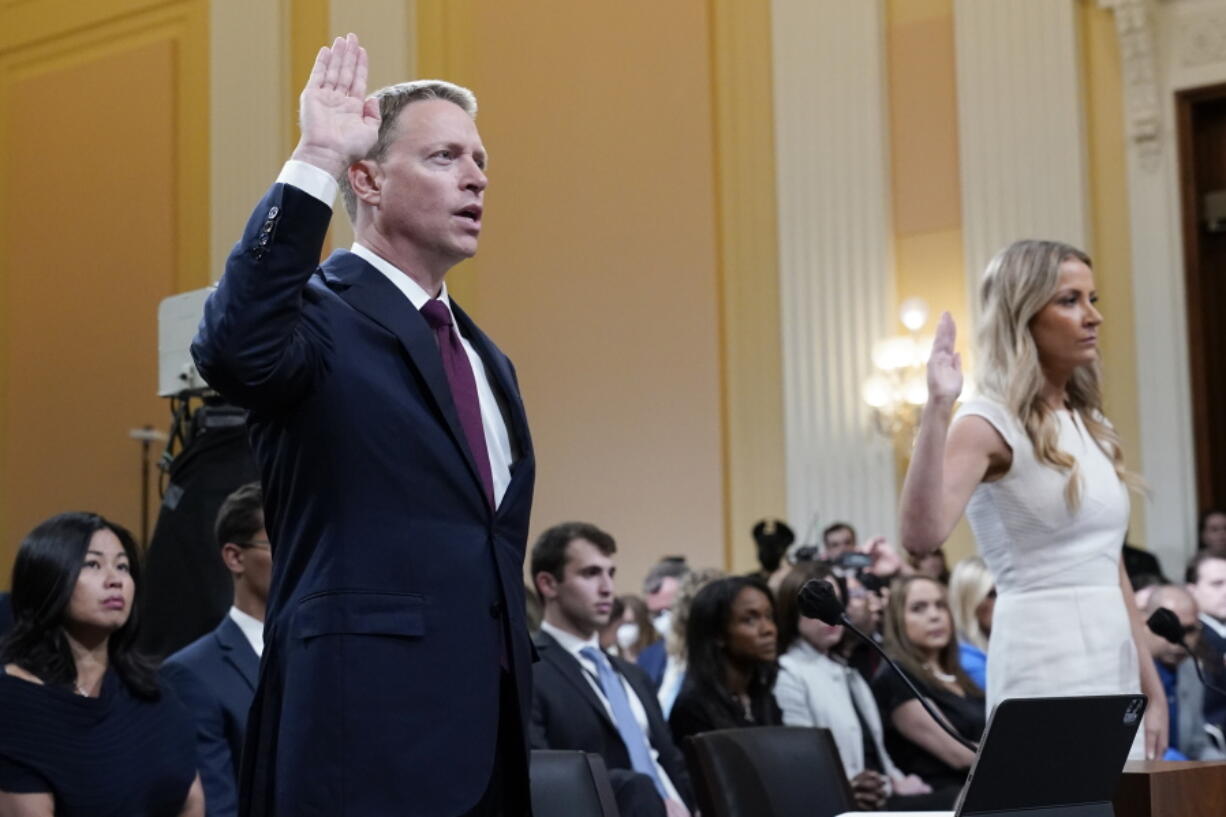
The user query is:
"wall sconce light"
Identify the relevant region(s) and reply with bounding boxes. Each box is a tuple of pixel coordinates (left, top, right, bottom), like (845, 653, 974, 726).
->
(862, 298, 937, 453)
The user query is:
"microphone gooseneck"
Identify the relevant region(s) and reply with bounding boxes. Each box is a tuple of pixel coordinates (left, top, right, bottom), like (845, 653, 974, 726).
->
(796, 580, 979, 753)
(1146, 608, 1226, 698)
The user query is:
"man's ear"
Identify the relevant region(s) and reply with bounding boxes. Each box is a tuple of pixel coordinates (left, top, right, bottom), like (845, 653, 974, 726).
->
(348, 159, 382, 209)
(535, 571, 558, 602)
(220, 542, 245, 575)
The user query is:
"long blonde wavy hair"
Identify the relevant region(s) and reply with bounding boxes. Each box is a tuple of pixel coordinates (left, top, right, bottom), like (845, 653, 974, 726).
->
(975, 239, 1143, 508)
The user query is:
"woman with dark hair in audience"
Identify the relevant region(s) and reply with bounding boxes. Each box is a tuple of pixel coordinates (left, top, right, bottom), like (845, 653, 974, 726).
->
(0, 512, 203, 816)
(872, 575, 985, 807)
(775, 563, 933, 811)
(1199, 508, 1226, 557)
(668, 575, 781, 744)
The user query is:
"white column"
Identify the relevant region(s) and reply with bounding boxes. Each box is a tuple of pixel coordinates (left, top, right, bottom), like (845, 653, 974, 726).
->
(1101, 0, 1201, 571)
(328, 0, 415, 248)
(209, 0, 288, 280)
(954, 0, 1091, 303)
(772, 0, 898, 543)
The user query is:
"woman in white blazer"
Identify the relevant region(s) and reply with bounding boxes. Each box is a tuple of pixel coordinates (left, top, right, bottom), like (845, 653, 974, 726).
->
(774, 562, 931, 811)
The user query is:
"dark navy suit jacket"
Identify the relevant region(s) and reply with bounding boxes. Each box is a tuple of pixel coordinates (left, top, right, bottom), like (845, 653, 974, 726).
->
(530, 631, 693, 812)
(162, 614, 259, 817)
(191, 183, 536, 817)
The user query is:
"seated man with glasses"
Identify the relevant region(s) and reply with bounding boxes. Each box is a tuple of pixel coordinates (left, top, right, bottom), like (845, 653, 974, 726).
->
(162, 482, 271, 817)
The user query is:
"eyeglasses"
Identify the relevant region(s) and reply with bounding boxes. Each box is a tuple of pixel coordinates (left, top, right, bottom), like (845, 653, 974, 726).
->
(237, 539, 272, 550)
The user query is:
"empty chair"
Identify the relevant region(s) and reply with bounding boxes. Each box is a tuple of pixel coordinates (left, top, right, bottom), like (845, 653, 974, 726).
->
(530, 750, 621, 817)
(684, 726, 854, 817)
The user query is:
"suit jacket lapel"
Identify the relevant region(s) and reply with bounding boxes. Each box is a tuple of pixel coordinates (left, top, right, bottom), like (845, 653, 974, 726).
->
(216, 615, 260, 691)
(534, 631, 617, 732)
(319, 251, 486, 500)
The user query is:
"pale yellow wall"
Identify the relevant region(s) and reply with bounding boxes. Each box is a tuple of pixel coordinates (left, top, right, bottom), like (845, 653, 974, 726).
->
(0, 0, 209, 584)
(417, 1, 730, 590)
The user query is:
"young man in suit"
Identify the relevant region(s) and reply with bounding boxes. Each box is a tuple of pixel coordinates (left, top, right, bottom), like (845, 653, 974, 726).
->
(1189, 552, 1226, 736)
(530, 523, 693, 817)
(163, 483, 270, 817)
(192, 35, 536, 817)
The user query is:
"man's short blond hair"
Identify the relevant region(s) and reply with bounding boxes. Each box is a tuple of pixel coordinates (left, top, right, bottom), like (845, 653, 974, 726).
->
(339, 79, 478, 221)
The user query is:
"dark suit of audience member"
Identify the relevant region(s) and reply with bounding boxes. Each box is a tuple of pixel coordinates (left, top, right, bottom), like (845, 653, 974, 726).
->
(532, 629, 693, 815)
(529, 523, 694, 817)
(161, 482, 270, 817)
(1198, 614, 1226, 732)
(636, 640, 667, 689)
(163, 615, 260, 817)
(1188, 552, 1226, 733)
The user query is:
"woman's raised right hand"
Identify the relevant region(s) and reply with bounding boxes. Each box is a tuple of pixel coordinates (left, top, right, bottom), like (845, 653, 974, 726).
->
(927, 311, 963, 406)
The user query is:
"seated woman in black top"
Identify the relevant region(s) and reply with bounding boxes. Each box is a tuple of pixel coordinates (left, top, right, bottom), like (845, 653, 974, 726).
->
(872, 575, 985, 806)
(0, 512, 203, 817)
(668, 575, 781, 744)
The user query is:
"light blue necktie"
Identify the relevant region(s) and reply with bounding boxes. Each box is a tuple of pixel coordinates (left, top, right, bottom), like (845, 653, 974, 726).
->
(580, 646, 667, 798)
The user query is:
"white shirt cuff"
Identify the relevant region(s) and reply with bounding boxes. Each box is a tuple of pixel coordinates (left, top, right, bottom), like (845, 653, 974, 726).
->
(276, 160, 340, 208)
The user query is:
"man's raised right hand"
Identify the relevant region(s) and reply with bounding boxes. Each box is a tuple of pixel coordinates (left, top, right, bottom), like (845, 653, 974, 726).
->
(291, 33, 381, 180)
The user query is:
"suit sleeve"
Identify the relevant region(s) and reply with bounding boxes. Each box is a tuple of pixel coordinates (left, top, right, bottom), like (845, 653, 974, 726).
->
(773, 664, 816, 727)
(191, 183, 334, 415)
(162, 661, 239, 817)
(529, 676, 551, 750)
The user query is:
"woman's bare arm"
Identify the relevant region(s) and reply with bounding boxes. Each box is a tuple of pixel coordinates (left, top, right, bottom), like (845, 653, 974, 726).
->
(899, 313, 1008, 554)
(0, 790, 54, 817)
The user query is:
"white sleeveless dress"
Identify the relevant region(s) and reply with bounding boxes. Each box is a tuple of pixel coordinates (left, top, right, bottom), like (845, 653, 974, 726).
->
(953, 399, 1139, 719)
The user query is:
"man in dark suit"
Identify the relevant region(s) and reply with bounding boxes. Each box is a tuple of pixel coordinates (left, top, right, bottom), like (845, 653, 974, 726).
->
(530, 523, 693, 817)
(1189, 552, 1226, 735)
(162, 483, 270, 817)
(191, 34, 535, 817)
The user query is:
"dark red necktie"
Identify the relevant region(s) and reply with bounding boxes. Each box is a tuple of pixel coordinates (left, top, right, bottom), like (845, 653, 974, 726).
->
(420, 299, 495, 509)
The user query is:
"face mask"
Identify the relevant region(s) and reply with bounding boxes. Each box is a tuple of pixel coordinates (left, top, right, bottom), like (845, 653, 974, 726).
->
(616, 623, 640, 650)
(653, 609, 672, 637)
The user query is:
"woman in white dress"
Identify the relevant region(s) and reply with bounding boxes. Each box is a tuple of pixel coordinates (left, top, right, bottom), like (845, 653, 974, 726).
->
(898, 239, 1167, 759)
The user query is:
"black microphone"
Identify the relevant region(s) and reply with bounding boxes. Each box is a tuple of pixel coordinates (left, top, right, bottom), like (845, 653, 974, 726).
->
(797, 579, 978, 753)
(1146, 608, 1226, 697)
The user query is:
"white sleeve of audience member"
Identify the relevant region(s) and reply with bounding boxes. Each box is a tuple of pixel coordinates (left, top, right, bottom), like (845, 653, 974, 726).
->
(773, 664, 817, 727)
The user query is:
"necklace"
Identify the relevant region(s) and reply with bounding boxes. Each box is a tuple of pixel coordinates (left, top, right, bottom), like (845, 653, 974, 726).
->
(925, 662, 957, 684)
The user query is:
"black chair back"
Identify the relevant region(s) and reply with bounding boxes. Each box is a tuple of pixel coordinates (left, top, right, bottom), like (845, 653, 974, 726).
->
(684, 726, 855, 817)
(529, 750, 620, 817)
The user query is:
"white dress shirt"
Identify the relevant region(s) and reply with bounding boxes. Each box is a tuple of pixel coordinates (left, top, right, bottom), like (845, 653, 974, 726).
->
(775, 638, 903, 782)
(274, 160, 514, 507)
(540, 621, 682, 802)
(228, 606, 265, 658)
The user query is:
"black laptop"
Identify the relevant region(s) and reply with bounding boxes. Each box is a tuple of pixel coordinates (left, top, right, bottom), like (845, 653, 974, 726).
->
(953, 694, 1147, 817)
